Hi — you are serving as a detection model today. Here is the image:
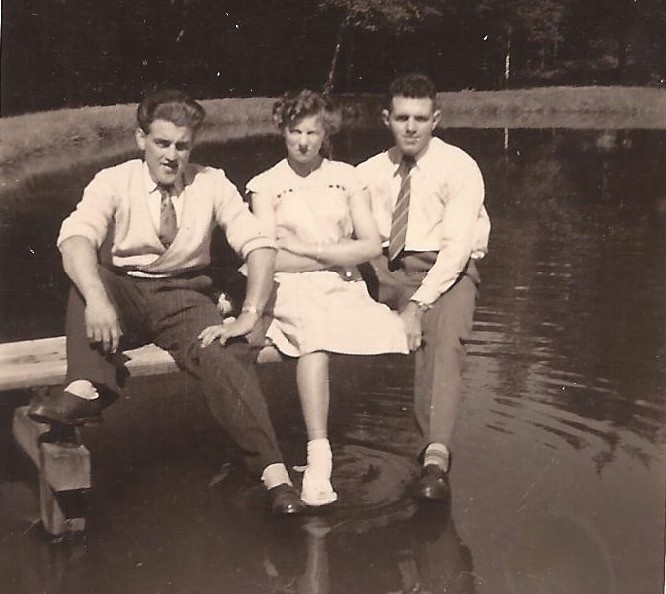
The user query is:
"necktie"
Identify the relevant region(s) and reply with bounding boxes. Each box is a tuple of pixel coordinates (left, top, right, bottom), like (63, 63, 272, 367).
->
(158, 185, 178, 249)
(388, 156, 415, 263)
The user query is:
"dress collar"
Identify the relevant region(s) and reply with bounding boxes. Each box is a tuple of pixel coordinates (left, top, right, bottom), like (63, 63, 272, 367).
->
(283, 157, 328, 179)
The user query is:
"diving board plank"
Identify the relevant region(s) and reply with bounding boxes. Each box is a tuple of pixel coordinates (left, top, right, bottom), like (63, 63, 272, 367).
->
(0, 337, 179, 391)
(0, 336, 284, 391)
(3, 337, 283, 537)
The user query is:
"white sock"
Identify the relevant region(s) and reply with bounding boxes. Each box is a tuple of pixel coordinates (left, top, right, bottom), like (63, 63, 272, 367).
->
(307, 438, 332, 478)
(261, 463, 292, 490)
(423, 443, 450, 471)
(65, 380, 99, 400)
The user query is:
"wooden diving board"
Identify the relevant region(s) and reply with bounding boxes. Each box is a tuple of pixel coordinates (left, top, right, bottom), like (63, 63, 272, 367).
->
(1, 335, 284, 538)
(0, 336, 283, 392)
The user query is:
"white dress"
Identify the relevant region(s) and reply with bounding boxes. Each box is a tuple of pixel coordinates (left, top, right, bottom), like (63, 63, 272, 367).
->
(246, 158, 408, 357)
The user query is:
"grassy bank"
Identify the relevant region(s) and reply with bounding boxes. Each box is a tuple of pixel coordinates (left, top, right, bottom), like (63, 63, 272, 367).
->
(1, 87, 665, 197)
(0, 97, 277, 196)
(435, 86, 666, 129)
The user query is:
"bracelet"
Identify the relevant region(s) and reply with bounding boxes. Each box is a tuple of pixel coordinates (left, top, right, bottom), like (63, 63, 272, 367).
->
(241, 304, 261, 316)
(411, 300, 432, 313)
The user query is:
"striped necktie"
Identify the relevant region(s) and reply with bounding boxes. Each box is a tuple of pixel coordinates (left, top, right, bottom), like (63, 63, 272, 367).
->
(388, 156, 416, 263)
(158, 185, 178, 248)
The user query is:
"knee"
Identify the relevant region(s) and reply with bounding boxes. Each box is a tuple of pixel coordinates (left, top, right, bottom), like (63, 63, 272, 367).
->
(189, 341, 254, 389)
(197, 339, 253, 368)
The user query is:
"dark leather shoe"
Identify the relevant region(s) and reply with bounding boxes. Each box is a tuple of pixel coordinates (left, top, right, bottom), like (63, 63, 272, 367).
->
(28, 390, 103, 426)
(267, 483, 307, 515)
(414, 464, 450, 502)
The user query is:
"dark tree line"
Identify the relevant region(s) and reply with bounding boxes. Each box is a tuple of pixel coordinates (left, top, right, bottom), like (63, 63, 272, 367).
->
(2, 0, 664, 115)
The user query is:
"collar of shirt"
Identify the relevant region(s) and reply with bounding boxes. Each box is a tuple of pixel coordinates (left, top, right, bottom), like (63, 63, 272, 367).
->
(141, 161, 186, 228)
(141, 161, 186, 197)
(389, 139, 434, 178)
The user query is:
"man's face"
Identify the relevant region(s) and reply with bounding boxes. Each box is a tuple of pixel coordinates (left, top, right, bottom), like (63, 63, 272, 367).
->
(382, 97, 441, 158)
(135, 119, 195, 186)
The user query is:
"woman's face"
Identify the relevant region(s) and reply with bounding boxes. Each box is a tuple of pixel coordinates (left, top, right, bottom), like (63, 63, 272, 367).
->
(284, 113, 326, 169)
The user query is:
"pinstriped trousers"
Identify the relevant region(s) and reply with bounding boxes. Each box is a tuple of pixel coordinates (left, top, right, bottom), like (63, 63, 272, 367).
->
(64, 265, 284, 477)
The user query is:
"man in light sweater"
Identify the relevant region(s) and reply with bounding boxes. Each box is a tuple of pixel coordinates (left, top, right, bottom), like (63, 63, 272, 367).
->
(28, 90, 306, 515)
(357, 74, 490, 503)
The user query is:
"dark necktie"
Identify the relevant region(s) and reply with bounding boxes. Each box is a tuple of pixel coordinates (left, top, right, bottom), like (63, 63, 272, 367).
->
(158, 185, 178, 249)
(388, 156, 416, 263)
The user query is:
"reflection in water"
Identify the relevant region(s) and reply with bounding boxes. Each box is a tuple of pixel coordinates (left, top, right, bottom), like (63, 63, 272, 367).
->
(1, 127, 664, 593)
(3, 482, 472, 594)
(270, 504, 476, 594)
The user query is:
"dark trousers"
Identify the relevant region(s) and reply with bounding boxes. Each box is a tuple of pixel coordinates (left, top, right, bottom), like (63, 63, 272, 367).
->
(65, 266, 283, 477)
(366, 253, 479, 457)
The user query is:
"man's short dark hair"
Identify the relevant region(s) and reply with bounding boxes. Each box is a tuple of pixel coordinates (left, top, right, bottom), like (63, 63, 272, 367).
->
(136, 90, 205, 133)
(387, 73, 437, 107)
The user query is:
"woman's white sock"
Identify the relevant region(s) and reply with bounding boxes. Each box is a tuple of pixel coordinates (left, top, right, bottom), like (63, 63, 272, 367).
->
(307, 438, 332, 478)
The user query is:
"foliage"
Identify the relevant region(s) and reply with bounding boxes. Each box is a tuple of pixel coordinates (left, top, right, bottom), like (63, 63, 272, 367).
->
(2, 0, 664, 115)
(515, 0, 571, 47)
(318, 0, 448, 91)
(473, 0, 571, 47)
(318, 0, 446, 32)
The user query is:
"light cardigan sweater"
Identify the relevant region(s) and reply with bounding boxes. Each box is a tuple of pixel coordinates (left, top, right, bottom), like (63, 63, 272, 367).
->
(58, 159, 274, 275)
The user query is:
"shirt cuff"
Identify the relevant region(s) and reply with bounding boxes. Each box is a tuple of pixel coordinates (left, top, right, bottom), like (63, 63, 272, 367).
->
(410, 280, 454, 306)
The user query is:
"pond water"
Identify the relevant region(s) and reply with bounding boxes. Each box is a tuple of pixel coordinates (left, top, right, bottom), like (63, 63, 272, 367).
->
(1, 127, 664, 593)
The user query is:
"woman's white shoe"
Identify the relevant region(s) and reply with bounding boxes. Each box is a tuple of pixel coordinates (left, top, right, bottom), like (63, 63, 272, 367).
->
(300, 467, 338, 507)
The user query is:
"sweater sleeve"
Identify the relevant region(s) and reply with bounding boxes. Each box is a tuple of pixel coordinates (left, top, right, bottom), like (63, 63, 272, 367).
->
(57, 169, 117, 250)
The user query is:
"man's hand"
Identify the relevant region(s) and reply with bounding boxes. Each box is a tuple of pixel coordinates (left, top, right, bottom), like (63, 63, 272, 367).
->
(400, 301, 425, 351)
(85, 292, 122, 353)
(198, 312, 258, 348)
(60, 236, 122, 353)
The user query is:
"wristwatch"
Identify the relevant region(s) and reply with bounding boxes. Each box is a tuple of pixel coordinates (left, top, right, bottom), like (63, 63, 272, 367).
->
(241, 304, 261, 317)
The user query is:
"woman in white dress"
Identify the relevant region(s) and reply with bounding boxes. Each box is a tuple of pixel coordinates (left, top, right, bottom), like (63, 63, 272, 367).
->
(201, 90, 407, 506)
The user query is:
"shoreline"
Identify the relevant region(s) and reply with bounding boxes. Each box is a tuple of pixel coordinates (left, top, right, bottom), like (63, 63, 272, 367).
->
(1, 86, 665, 197)
(435, 86, 666, 129)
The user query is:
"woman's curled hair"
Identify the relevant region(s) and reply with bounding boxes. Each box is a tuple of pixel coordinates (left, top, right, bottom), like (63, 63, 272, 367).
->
(272, 90, 342, 135)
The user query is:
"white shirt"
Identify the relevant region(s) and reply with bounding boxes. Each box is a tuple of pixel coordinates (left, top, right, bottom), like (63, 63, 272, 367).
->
(141, 162, 186, 229)
(356, 137, 490, 304)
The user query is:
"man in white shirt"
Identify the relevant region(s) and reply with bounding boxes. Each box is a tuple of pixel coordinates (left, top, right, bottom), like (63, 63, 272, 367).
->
(28, 90, 306, 515)
(357, 74, 490, 502)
